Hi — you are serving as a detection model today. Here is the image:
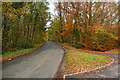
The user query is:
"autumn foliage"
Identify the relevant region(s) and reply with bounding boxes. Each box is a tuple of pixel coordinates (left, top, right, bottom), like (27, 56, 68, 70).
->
(48, 2, 118, 51)
(2, 2, 50, 52)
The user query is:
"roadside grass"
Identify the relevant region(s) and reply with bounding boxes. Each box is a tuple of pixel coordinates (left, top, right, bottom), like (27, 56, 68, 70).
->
(2, 48, 32, 57)
(65, 50, 112, 74)
(1, 42, 45, 59)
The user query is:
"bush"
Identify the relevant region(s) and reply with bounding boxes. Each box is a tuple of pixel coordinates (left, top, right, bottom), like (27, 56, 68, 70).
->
(12, 38, 34, 49)
(72, 43, 84, 49)
(78, 26, 118, 51)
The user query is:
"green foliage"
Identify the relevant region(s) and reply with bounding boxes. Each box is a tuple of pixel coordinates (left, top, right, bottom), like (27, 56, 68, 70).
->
(2, 48, 32, 57)
(47, 18, 62, 42)
(2, 2, 50, 53)
(11, 2, 24, 9)
(13, 38, 34, 49)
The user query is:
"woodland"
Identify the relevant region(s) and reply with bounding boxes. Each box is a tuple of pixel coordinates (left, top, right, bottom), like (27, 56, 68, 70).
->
(2, 2, 119, 53)
(48, 2, 119, 51)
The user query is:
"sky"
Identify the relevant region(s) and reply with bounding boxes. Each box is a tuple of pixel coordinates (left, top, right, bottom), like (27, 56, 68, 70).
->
(47, 2, 56, 19)
(46, 1, 56, 28)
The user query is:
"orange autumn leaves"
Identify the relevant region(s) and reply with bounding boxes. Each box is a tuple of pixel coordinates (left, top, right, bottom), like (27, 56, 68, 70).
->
(49, 2, 118, 51)
(60, 23, 118, 51)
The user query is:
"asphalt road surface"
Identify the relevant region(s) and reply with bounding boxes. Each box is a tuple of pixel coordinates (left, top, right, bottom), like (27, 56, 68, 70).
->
(91, 54, 119, 78)
(3, 42, 64, 78)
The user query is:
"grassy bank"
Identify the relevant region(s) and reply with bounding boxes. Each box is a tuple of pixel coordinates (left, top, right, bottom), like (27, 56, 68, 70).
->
(1, 42, 45, 61)
(2, 48, 32, 57)
(65, 50, 112, 74)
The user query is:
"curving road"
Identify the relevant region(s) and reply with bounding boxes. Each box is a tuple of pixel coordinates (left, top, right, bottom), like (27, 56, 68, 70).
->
(3, 42, 64, 78)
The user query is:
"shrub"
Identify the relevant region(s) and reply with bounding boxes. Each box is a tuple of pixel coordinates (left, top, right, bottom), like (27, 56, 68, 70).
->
(12, 38, 34, 49)
(78, 26, 118, 51)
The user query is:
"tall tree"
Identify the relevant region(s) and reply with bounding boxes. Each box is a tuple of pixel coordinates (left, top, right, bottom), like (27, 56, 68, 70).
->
(49, 2, 118, 51)
(2, 2, 50, 52)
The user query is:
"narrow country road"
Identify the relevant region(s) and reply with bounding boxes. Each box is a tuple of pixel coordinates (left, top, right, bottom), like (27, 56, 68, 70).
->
(3, 42, 64, 78)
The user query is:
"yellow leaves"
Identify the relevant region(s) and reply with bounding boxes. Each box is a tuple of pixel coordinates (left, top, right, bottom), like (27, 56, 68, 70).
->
(93, 26, 106, 33)
(92, 26, 118, 40)
(18, 7, 29, 15)
(3, 2, 29, 20)
(114, 37, 119, 40)
(4, 13, 17, 19)
(92, 42, 96, 44)
(106, 33, 119, 40)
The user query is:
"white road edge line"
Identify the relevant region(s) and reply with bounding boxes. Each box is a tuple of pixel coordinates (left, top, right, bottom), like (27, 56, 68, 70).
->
(63, 58, 115, 79)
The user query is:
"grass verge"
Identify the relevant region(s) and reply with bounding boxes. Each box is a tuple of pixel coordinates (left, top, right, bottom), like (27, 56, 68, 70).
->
(1, 42, 45, 61)
(2, 48, 32, 57)
(65, 50, 112, 74)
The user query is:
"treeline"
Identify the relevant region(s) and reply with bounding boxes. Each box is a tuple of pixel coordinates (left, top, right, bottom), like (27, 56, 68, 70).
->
(2, 2, 50, 52)
(48, 2, 119, 51)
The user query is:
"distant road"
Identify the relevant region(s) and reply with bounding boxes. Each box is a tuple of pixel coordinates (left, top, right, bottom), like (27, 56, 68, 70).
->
(3, 41, 64, 78)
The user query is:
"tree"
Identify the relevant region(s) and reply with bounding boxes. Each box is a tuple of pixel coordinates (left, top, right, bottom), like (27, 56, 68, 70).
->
(49, 2, 118, 51)
(2, 2, 50, 52)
